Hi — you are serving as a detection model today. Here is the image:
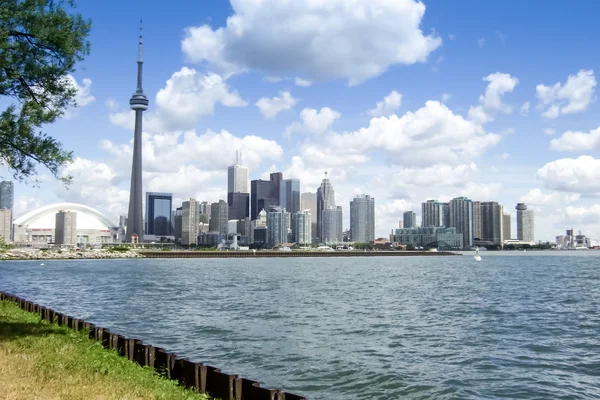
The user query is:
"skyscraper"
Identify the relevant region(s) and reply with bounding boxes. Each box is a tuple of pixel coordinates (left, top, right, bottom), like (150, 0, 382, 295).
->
(0, 181, 14, 211)
(0, 209, 12, 242)
(403, 211, 416, 228)
(292, 210, 312, 245)
(145, 192, 172, 236)
(448, 197, 474, 248)
(227, 151, 249, 220)
(280, 179, 300, 215)
(516, 203, 534, 242)
(126, 23, 149, 243)
(210, 200, 229, 235)
(250, 176, 281, 220)
(503, 213, 511, 240)
(422, 200, 446, 228)
(316, 172, 335, 242)
(480, 202, 504, 245)
(322, 206, 343, 244)
(55, 211, 77, 246)
(473, 201, 482, 240)
(350, 194, 375, 243)
(267, 206, 290, 246)
(270, 172, 283, 205)
(301, 192, 317, 242)
(182, 199, 198, 246)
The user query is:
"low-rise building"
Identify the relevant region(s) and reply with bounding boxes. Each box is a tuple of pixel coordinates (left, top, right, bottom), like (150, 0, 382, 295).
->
(393, 227, 463, 249)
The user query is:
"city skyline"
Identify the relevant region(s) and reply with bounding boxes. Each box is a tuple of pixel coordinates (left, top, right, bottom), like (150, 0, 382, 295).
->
(3, 0, 600, 242)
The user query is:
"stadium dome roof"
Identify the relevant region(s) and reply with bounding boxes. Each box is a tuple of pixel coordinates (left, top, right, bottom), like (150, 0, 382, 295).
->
(13, 203, 117, 230)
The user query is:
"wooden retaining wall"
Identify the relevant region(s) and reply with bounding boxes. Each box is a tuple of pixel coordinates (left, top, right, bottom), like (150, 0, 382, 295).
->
(140, 250, 460, 259)
(0, 291, 306, 400)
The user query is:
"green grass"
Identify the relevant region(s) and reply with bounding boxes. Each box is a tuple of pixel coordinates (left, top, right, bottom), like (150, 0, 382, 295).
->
(0, 300, 211, 400)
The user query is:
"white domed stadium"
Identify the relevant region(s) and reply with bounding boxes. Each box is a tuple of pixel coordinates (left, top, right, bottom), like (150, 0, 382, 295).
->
(13, 203, 119, 245)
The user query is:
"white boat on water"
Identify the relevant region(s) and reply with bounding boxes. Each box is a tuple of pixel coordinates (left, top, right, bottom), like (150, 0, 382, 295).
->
(474, 247, 482, 261)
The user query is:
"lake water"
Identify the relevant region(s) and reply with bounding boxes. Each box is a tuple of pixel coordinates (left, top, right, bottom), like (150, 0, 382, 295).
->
(1, 253, 599, 399)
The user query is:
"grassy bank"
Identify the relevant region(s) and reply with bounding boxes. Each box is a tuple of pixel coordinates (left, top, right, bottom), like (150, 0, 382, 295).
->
(0, 300, 209, 400)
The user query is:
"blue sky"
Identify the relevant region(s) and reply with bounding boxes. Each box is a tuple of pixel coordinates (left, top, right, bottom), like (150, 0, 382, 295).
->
(6, 0, 600, 242)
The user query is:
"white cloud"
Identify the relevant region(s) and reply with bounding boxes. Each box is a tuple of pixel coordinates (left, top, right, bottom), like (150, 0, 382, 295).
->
(105, 98, 119, 110)
(520, 188, 580, 206)
(437, 182, 502, 202)
(368, 90, 402, 117)
(537, 156, 600, 194)
(295, 78, 313, 87)
(544, 128, 556, 136)
(330, 100, 500, 168)
(477, 38, 486, 47)
(562, 204, 600, 225)
(550, 126, 600, 151)
(468, 72, 519, 124)
(536, 69, 597, 118)
(285, 107, 341, 137)
(181, 0, 442, 85)
(448, 34, 456, 41)
(520, 101, 530, 116)
(441, 93, 452, 102)
(13, 196, 47, 219)
(255, 91, 298, 119)
(501, 152, 510, 159)
(62, 75, 95, 119)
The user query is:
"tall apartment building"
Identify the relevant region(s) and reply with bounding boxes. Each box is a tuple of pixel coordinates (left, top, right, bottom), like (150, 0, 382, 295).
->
(0, 181, 14, 211)
(280, 179, 300, 215)
(502, 214, 511, 240)
(301, 192, 317, 242)
(316, 173, 336, 242)
(322, 206, 343, 244)
(210, 200, 229, 235)
(292, 210, 312, 245)
(182, 199, 199, 246)
(422, 200, 446, 227)
(0, 209, 12, 242)
(270, 172, 283, 205)
(448, 197, 474, 248)
(350, 194, 375, 243)
(173, 207, 183, 241)
(473, 201, 482, 240)
(516, 203, 534, 242)
(267, 206, 290, 246)
(403, 211, 416, 228)
(145, 192, 172, 236)
(55, 210, 77, 246)
(479, 202, 504, 245)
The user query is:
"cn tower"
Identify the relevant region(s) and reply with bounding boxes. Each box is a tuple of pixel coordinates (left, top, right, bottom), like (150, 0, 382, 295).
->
(126, 21, 149, 242)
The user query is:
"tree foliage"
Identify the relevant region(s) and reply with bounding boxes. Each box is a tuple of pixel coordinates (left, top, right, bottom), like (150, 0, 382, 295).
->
(0, 0, 90, 183)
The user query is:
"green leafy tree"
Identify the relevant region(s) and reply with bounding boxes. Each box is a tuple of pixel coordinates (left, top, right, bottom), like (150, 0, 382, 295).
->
(0, 0, 90, 183)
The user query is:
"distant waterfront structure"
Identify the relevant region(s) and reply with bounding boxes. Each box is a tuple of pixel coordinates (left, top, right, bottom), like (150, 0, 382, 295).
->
(402, 211, 416, 229)
(393, 227, 463, 249)
(473, 201, 482, 239)
(316, 172, 336, 242)
(300, 192, 317, 242)
(228, 151, 250, 220)
(252, 208, 268, 245)
(322, 206, 343, 244)
(502, 213, 511, 240)
(0, 181, 14, 211)
(126, 23, 149, 243)
(250, 174, 281, 220)
(267, 206, 290, 246)
(270, 173, 283, 206)
(516, 203, 534, 242)
(479, 202, 504, 245)
(280, 179, 301, 215)
(173, 207, 183, 241)
(0, 209, 12, 242)
(448, 197, 474, 248)
(210, 200, 229, 235)
(292, 210, 312, 245)
(199, 201, 211, 216)
(421, 200, 446, 228)
(182, 199, 198, 246)
(55, 211, 77, 246)
(145, 192, 172, 236)
(350, 194, 375, 242)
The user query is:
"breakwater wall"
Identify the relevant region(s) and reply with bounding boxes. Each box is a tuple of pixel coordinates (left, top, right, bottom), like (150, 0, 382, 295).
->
(141, 250, 459, 258)
(0, 291, 306, 400)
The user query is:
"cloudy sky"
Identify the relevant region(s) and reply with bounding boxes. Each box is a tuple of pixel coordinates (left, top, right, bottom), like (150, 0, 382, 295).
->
(6, 0, 600, 242)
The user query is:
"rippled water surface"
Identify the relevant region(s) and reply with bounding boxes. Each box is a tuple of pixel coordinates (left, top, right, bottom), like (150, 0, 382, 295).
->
(1, 254, 600, 399)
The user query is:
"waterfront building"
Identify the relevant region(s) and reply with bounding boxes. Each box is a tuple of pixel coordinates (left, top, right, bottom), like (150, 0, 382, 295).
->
(270, 172, 283, 205)
(145, 192, 172, 236)
(55, 210, 77, 246)
(126, 24, 149, 243)
(267, 206, 290, 246)
(421, 200, 446, 228)
(173, 207, 182, 241)
(350, 194, 375, 242)
(316, 172, 336, 242)
(479, 202, 504, 245)
(292, 210, 312, 245)
(228, 151, 250, 220)
(182, 199, 199, 246)
(280, 179, 301, 215)
(403, 211, 416, 229)
(503, 213, 511, 240)
(210, 200, 229, 235)
(322, 206, 343, 244)
(13, 203, 118, 244)
(0, 209, 11, 242)
(473, 201, 482, 240)
(393, 226, 463, 249)
(516, 203, 534, 242)
(199, 202, 211, 217)
(250, 176, 280, 220)
(0, 181, 14, 211)
(228, 192, 250, 220)
(448, 197, 474, 248)
(301, 192, 318, 242)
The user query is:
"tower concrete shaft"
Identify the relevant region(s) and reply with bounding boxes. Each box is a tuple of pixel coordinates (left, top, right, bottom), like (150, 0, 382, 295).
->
(126, 21, 149, 243)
